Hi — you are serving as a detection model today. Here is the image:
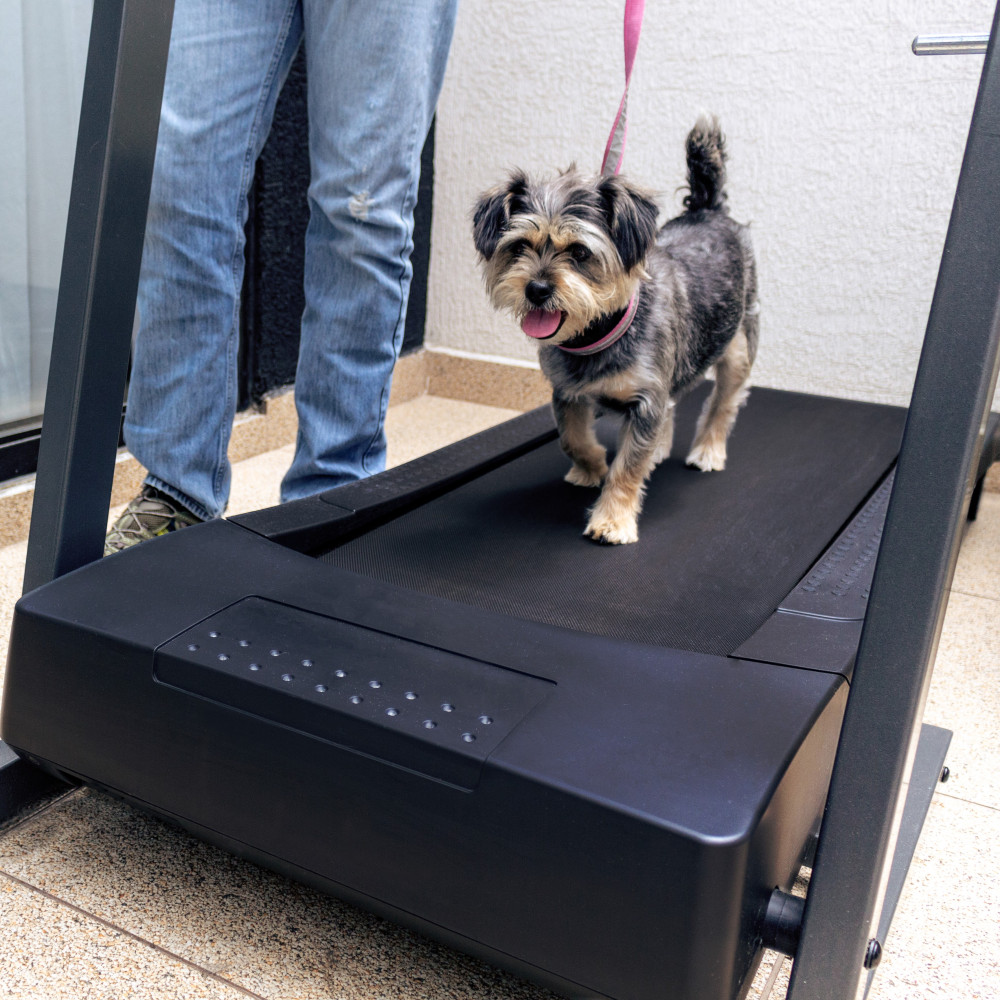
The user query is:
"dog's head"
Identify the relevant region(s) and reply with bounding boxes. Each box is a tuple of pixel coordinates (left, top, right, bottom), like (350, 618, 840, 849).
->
(472, 169, 659, 344)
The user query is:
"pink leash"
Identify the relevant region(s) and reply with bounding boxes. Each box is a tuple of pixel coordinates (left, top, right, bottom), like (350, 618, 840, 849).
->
(557, 0, 645, 355)
(601, 0, 647, 177)
(555, 1, 647, 356)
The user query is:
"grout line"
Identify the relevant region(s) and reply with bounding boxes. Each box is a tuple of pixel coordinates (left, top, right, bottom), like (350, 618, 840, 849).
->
(0, 785, 82, 839)
(0, 867, 269, 1000)
(933, 789, 1000, 813)
(759, 954, 787, 999)
(948, 586, 1000, 604)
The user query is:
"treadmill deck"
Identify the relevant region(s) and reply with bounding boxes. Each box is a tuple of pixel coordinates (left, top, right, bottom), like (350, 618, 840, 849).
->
(317, 387, 904, 655)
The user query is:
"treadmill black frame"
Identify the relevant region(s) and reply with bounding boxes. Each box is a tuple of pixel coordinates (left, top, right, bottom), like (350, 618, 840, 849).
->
(20, 0, 173, 591)
(4, 2, 1000, 998)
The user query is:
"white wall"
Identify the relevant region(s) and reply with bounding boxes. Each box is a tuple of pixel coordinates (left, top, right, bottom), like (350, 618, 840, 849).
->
(428, 0, 996, 407)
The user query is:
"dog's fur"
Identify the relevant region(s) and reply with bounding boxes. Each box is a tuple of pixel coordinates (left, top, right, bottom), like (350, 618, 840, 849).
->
(472, 117, 758, 544)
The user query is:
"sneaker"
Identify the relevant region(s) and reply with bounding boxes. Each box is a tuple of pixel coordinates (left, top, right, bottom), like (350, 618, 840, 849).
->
(104, 485, 202, 555)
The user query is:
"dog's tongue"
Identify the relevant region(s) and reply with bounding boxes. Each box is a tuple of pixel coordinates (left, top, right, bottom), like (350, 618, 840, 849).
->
(521, 309, 562, 339)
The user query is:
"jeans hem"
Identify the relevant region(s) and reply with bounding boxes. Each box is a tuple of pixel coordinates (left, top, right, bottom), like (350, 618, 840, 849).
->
(144, 475, 215, 523)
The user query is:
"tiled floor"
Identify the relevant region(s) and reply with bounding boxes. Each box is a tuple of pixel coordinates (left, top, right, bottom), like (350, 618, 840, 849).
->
(1, 394, 998, 1000)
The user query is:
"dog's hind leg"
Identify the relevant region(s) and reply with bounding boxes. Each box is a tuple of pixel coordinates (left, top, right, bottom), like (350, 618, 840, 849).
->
(585, 395, 664, 544)
(650, 400, 676, 467)
(686, 328, 753, 472)
(554, 394, 608, 487)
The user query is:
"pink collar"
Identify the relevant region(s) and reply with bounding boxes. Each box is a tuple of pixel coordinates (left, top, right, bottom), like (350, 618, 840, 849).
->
(557, 293, 640, 356)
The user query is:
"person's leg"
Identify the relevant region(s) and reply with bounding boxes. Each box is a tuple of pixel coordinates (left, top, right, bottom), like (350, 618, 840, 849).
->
(280, 0, 458, 501)
(124, 0, 303, 520)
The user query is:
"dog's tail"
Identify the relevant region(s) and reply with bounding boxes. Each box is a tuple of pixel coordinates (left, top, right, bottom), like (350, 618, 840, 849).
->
(682, 115, 727, 213)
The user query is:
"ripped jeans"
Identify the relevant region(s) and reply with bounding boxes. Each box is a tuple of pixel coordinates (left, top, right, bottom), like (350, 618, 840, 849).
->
(124, 0, 458, 520)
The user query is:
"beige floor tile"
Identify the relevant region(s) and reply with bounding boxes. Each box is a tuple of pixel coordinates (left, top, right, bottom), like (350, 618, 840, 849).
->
(0, 538, 28, 695)
(953, 492, 1000, 601)
(226, 445, 291, 517)
(382, 395, 523, 471)
(746, 952, 791, 1000)
(922, 591, 1000, 810)
(867, 794, 1000, 1000)
(0, 867, 255, 1000)
(0, 789, 554, 1000)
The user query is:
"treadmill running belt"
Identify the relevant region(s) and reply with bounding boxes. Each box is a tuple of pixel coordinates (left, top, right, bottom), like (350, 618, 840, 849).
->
(320, 387, 906, 656)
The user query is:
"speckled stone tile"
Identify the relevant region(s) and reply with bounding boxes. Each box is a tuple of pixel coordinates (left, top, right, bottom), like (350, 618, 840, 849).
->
(0, 481, 34, 548)
(0, 789, 555, 1000)
(746, 952, 787, 1000)
(225, 444, 292, 517)
(226, 390, 298, 466)
(387, 349, 430, 406)
(0, 537, 28, 695)
(0, 867, 256, 1000)
(866, 794, 1000, 1000)
(922, 591, 1000, 810)
(953, 492, 1000, 601)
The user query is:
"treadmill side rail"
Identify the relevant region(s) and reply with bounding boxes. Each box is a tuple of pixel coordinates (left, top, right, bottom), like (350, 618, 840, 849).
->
(229, 407, 558, 553)
(733, 470, 895, 677)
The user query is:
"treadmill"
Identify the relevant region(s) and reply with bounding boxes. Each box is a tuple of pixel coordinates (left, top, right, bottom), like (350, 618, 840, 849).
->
(3, 4, 1000, 1000)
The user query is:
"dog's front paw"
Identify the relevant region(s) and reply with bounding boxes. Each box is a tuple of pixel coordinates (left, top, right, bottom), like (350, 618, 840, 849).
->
(565, 460, 607, 488)
(686, 440, 727, 472)
(584, 509, 639, 545)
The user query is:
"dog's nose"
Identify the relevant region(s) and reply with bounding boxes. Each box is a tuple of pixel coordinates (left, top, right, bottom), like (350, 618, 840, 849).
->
(525, 280, 554, 306)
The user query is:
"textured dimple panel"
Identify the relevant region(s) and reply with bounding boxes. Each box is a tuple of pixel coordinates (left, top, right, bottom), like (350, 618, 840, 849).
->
(154, 598, 553, 789)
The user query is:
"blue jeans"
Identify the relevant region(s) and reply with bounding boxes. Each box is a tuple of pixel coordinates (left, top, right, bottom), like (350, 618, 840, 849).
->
(124, 0, 458, 520)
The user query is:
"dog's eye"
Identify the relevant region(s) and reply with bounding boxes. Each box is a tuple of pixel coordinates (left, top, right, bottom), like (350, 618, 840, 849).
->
(569, 244, 592, 263)
(506, 239, 530, 258)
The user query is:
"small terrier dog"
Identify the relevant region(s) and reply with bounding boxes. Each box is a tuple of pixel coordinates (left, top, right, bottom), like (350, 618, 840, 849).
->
(473, 117, 759, 544)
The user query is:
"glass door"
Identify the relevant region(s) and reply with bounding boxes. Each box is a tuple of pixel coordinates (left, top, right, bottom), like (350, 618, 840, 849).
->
(0, 1, 92, 472)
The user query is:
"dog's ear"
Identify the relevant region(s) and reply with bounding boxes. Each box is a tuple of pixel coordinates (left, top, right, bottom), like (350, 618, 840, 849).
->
(597, 175, 659, 272)
(472, 171, 530, 260)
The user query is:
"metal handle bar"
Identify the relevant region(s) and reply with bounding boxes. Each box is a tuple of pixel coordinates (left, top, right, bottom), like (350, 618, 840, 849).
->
(912, 34, 989, 55)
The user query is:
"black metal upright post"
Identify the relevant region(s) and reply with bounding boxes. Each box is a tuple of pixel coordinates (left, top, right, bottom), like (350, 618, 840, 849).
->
(21, 0, 174, 594)
(787, 6, 1000, 998)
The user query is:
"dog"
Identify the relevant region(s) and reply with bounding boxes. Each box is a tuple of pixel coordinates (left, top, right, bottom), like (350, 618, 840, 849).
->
(472, 116, 759, 544)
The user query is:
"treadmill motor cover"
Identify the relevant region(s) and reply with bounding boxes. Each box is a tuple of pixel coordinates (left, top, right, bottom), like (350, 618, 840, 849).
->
(2, 386, 906, 1000)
